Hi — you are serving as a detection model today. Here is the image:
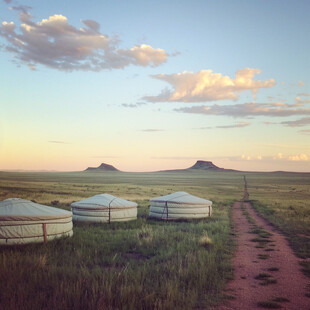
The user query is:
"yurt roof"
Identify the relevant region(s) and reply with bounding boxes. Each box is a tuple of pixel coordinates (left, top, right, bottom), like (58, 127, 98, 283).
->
(150, 191, 212, 205)
(71, 194, 137, 209)
(0, 198, 72, 221)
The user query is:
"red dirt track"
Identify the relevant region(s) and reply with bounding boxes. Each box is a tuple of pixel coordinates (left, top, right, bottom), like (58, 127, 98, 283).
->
(218, 180, 310, 310)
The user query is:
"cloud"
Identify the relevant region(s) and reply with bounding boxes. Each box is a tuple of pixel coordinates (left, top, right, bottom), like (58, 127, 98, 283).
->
(122, 103, 139, 108)
(143, 68, 275, 103)
(299, 129, 310, 135)
(48, 140, 70, 144)
(296, 93, 310, 105)
(298, 81, 305, 87)
(288, 154, 308, 161)
(229, 153, 309, 162)
(273, 153, 284, 160)
(263, 121, 277, 125)
(9, 5, 32, 13)
(196, 121, 251, 129)
(118, 44, 168, 67)
(3, 0, 12, 3)
(281, 117, 310, 127)
(272, 153, 309, 161)
(121, 102, 146, 108)
(0, 13, 169, 71)
(176, 102, 310, 118)
(217, 121, 251, 129)
(139, 129, 164, 132)
(240, 154, 262, 161)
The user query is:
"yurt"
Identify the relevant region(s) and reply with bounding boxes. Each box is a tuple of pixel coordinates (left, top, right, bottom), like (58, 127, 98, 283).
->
(0, 198, 73, 245)
(71, 194, 137, 223)
(149, 191, 212, 220)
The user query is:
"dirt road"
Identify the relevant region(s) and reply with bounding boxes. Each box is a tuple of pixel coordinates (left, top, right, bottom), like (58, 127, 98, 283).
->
(219, 179, 310, 309)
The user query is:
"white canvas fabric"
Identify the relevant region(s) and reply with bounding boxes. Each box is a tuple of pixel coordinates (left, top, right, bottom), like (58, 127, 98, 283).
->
(0, 198, 73, 245)
(71, 194, 138, 223)
(149, 191, 212, 220)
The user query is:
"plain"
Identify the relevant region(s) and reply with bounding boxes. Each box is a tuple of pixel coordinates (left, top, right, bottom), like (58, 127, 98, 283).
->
(0, 170, 309, 309)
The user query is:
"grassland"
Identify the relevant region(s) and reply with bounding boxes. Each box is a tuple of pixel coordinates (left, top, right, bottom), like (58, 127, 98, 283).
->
(0, 170, 243, 310)
(0, 169, 309, 309)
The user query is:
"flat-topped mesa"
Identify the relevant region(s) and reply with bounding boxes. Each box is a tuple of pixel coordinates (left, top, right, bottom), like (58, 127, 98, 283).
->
(189, 160, 222, 170)
(85, 163, 119, 172)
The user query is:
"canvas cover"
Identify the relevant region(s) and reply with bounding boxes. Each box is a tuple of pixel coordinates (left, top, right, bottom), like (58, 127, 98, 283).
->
(71, 194, 137, 223)
(0, 198, 73, 245)
(149, 191, 212, 220)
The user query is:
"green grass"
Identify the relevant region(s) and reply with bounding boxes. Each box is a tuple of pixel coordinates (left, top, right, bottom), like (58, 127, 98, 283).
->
(1, 169, 310, 308)
(0, 203, 234, 310)
(0, 170, 241, 310)
(245, 172, 310, 261)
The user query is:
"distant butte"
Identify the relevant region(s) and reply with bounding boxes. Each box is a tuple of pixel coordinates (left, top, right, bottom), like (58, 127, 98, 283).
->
(188, 160, 222, 170)
(84, 160, 233, 172)
(85, 163, 119, 172)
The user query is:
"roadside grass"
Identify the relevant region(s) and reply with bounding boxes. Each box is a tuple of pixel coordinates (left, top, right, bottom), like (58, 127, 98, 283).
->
(272, 297, 289, 302)
(245, 172, 310, 263)
(255, 273, 277, 285)
(0, 171, 241, 310)
(267, 267, 279, 272)
(257, 301, 282, 308)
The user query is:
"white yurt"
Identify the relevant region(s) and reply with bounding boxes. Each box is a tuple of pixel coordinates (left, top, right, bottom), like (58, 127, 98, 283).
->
(71, 194, 138, 223)
(149, 191, 212, 220)
(0, 198, 73, 245)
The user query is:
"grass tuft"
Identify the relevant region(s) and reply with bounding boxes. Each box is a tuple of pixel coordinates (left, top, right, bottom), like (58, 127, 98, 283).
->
(257, 301, 282, 308)
(258, 254, 270, 260)
(255, 273, 277, 286)
(272, 297, 289, 303)
(267, 267, 279, 272)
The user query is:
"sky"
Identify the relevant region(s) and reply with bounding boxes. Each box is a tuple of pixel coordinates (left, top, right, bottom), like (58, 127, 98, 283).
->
(1, 0, 310, 172)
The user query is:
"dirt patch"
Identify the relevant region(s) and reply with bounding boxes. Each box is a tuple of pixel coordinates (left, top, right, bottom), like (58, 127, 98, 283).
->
(218, 183, 310, 309)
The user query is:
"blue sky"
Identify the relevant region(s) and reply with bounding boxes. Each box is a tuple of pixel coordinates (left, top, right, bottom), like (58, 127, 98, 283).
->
(1, 0, 310, 172)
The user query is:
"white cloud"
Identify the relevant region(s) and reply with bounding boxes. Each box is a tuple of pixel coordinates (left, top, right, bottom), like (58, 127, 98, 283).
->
(288, 154, 308, 161)
(118, 44, 168, 67)
(0, 13, 169, 71)
(272, 153, 309, 161)
(273, 153, 284, 160)
(143, 68, 275, 103)
(240, 155, 262, 161)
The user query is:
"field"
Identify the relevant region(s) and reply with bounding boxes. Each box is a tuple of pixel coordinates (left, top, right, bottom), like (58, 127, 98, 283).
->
(0, 170, 309, 309)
